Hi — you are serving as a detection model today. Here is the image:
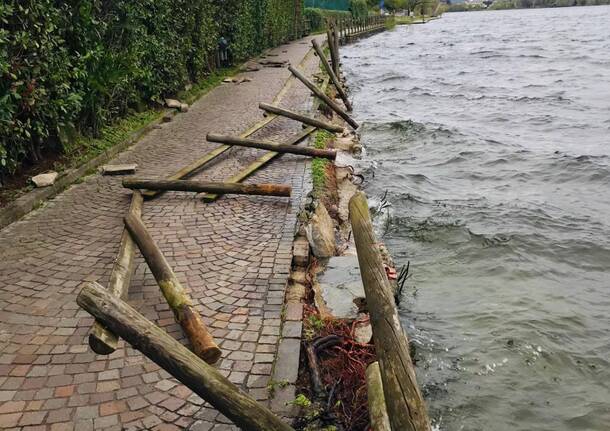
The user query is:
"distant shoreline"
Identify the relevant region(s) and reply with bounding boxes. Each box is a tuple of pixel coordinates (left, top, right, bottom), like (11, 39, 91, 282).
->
(443, 1, 610, 12)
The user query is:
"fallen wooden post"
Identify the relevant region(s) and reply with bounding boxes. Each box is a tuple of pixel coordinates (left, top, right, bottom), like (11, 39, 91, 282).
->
(312, 39, 352, 112)
(201, 126, 316, 202)
(326, 24, 340, 77)
(199, 76, 330, 202)
(77, 282, 294, 431)
(124, 214, 222, 364)
(288, 65, 359, 130)
(366, 362, 392, 431)
(207, 133, 337, 160)
(124, 179, 291, 197)
(349, 191, 431, 431)
(258, 102, 344, 134)
(89, 191, 144, 355)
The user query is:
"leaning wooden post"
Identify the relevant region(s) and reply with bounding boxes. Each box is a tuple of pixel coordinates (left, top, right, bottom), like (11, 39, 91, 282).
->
(77, 282, 294, 431)
(124, 214, 222, 364)
(349, 191, 431, 431)
(312, 39, 352, 111)
(326, 21, 340, 76)
(288, 65, 359, 130)
(366, 362, 392, 431)
(206, 134, 337, 160)
(258, 102, 344, 134)
(89, 191, 143, 355)
(331, 21, 340, 74)
(123, 179, 292, 197)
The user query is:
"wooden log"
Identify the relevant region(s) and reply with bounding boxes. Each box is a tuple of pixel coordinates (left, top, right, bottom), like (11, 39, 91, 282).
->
(349, 191, 431, 431)
(123, 179, 291, 197)
(312, 39, 352, 112)
(200, 76, 329, 203)
(89, 191, 144, 355)
(201, 127, 316, 202)
(123, 214, 222, 364)
(366, 362, 392, 431)
(259, 102, 344, 134)
(326, 24, 340, 77)
(332, 21, 341, 75)
(288, 65, 359, 130)
(206, 133, 336, 160)
(140, 48, 314, 200)
(77, 282, 294, 431)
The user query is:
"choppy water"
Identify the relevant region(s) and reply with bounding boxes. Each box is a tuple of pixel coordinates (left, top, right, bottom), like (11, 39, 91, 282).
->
(342, 7, 610, 431)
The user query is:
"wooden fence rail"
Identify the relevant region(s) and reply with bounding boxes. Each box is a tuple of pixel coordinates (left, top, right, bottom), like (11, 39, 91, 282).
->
(335, 15, 392, 45)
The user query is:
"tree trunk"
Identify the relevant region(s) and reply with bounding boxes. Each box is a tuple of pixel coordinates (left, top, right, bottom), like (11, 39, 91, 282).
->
(124, 214, 222, 364)
(77, 282, 294, 431)
(349, 192, 431, 431)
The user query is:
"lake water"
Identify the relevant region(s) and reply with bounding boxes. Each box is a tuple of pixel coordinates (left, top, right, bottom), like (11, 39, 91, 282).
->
(342, 7, 610, 430)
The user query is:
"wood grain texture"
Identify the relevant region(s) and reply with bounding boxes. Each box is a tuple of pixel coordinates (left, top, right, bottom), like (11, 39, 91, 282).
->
(206, 133, 337, 160)
(258, 103, 344, 134)
(124, 214, 221, 364)
(312, 39, 352, 111)
(89, 191, 143, 355)
(366, 362, 392, 431)
(200, 126, 317, 202)
(349, 192, 431, 431)
(123, 179, 291, 197)
(77, 282, 294, 431)
(288, 65, 359, 130)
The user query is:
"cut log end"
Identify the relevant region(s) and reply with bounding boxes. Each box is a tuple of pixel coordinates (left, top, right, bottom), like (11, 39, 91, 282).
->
(180, 306, 222, 364)
(88, 322, 118, 355)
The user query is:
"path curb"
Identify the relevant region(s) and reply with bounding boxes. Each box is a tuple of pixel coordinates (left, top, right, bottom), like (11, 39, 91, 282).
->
(0, 110, 177, 231)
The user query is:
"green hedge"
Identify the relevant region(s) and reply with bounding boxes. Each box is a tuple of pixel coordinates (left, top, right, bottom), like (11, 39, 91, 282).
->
(349, 0, 369, 18)
(304, 7, 357, 32)
(0, 0, 303, 177)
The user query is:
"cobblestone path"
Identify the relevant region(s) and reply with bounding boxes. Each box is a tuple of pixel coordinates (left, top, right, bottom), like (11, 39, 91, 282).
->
(0, 35, 323, 430)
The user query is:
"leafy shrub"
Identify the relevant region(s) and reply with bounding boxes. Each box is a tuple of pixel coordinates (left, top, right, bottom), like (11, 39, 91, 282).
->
(0, 0, 303, 177)
(304, 8, 351, 32)
(349, 0, 369, 18)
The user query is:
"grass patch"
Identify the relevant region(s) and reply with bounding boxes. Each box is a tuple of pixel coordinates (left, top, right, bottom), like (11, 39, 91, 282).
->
(311, 130, 333, 196)
(60, 110, 162, 171)
(179, 67, 240, 105)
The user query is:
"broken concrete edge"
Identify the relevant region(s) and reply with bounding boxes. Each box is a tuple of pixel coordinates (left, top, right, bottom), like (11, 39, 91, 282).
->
(0, 109, 179, 231)
(283, 60, 409, 426)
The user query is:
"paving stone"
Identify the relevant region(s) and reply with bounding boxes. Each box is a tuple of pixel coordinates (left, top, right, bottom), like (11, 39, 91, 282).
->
(273, 338, 301, 384)
(190, 421, 213, 431)
(284, 302, 303, 321)
(281, 321, 303, 339)
(0, 412, 21, 427)
(270, 384, 297, 417)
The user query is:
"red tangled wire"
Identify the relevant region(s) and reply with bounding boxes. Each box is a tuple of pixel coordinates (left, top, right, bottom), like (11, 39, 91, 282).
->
(303, 305, 377, 431)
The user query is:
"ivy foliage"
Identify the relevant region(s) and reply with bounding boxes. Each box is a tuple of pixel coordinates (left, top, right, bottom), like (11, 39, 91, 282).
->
(0, 0, 303, 177)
